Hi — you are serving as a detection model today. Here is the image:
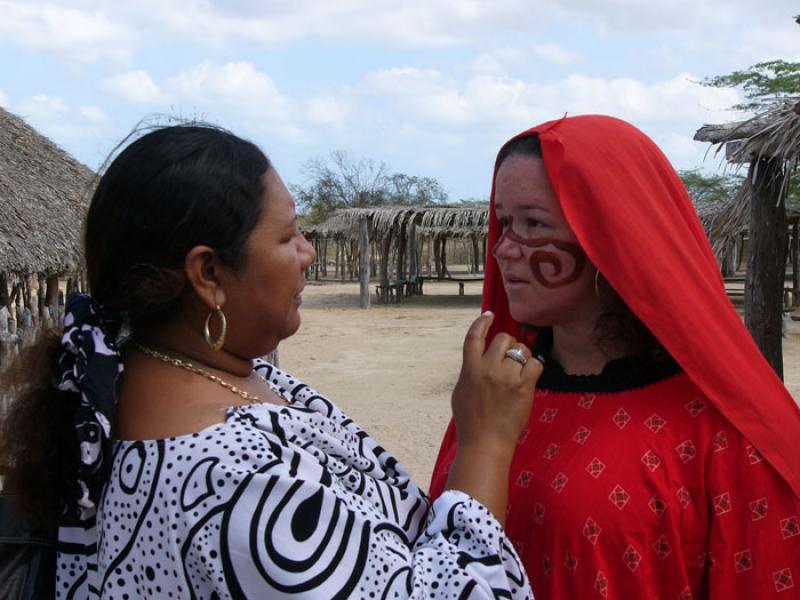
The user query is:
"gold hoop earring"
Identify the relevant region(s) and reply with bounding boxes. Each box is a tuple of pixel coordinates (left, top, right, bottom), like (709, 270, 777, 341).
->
(594, 269, 602, 300)
(204, 305, 227, 351)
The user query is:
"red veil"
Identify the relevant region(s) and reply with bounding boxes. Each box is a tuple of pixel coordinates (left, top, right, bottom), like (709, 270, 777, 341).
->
(479, 115, 800, 499)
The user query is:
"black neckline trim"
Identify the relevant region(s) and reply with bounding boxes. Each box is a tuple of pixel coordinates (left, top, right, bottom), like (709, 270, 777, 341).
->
(531, 328, 682, 393)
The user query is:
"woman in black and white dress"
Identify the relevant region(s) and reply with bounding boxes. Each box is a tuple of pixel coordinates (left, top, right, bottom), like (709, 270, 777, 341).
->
(1, 124, 541, 599)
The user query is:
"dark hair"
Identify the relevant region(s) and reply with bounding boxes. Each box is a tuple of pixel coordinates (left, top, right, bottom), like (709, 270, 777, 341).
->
(496, 135, 542, 166)
(87, 124, 270, 327)
(496, 133, 665, 358)
(0, 124, 270, 526)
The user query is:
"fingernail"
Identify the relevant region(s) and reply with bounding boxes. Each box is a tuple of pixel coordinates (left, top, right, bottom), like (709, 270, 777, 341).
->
(481, 310, 494, 317)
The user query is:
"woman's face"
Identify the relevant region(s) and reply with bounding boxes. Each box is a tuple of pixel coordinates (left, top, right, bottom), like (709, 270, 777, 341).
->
(219, 168, 317, 358)
(493, 154, 598, 327)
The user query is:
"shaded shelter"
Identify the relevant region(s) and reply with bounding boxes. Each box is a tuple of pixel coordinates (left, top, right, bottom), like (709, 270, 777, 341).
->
(0, 106, 94, 363)
(302, 205, 489, 306)
(695, 99, 800, 377)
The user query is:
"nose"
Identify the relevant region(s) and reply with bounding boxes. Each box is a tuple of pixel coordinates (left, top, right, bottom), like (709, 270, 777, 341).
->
(492, 232, 523, 261)
(299, 233, 317, 267)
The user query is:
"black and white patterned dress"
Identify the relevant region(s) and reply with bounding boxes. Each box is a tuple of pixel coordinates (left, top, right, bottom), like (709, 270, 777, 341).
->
(56, 361, 532, 599)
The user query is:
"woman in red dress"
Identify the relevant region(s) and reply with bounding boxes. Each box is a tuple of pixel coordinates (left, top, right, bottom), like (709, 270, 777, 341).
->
(429, 115, 800, 599)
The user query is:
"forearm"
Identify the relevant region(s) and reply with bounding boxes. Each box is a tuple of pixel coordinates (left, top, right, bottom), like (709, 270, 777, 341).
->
(444, 442, 513, 525)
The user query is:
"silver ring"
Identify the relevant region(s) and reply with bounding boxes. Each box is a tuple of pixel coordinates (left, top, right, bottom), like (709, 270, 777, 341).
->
(504, 347, 528, 365)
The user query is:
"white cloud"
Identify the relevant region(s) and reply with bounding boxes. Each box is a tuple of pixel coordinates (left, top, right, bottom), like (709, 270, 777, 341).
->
(0, 89, 8, 107)
(16, 94, 68, 119)
(532, 44, 583, 67)
(10, 95, 112, 160)
(356, 68, 736, 130)
(79, 105, 110, 124)
(167, 62, 288, 118)
(0, 0, 136, 62)
(305, 95, 348, 128)
(1, 0, 796, 70)
(103, 70, 165, 104)
(361, 67, 450, 96)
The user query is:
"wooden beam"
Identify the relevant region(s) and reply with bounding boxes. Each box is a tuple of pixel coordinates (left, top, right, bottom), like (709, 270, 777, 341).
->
(379, 231, 392, 303)
(359, 218, 371, 309)
(792, 219, 799, 307)
(408, 220, 418, 282)
(0, 272, 8, 308)
(45, 274, 59, 307)
(694, 121, 763, 143)
(744, 157, 788, 379)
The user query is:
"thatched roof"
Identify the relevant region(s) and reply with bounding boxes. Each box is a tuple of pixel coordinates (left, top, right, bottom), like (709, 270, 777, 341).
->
(694, 183, 750, 262)
(694, 187, 798, 270)
(694, 98, 800, 163)
(0, 106, 95, 276)
(302, 205, 490, 241)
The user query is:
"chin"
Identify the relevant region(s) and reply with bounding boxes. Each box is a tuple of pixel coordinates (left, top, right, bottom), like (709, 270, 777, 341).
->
(508, 301, 544, 327)
(278, 314, 302, 342)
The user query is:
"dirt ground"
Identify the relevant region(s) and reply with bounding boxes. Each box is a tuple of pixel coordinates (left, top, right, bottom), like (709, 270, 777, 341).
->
(278, 280, 800, 488)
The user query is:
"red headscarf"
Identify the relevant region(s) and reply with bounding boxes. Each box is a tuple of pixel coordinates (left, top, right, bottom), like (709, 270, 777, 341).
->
(482, 115, 800, 499)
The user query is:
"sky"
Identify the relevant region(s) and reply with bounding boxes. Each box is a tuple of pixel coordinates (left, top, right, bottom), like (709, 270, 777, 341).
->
(1, 1, 799, 202)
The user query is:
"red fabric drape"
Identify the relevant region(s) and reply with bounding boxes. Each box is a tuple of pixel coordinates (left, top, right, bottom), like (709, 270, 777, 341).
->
(464, 114, 799, 500)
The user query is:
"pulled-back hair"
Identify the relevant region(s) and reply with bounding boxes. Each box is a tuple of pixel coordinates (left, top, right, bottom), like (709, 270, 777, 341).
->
(496, 133, 665, 358)
(86, 125, 269, 327)
(0, 124, 270, 526)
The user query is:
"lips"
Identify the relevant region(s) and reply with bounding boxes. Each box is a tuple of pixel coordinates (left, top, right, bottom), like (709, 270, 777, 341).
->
(293, 281, 306, 302)
(503, 273, 531, 285)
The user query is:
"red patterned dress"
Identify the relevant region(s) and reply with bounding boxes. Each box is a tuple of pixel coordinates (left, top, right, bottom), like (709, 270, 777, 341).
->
(430, 332, 800, 599)
(431, 115, 800, 599)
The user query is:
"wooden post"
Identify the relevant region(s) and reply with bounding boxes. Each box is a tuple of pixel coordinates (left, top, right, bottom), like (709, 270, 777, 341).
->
(408, 220, 418, 283)
(721, 237, 738, 278)
(349, 241, 356, 280)
(0, 272, 8, 308)
(45, 275, 59, 307)
(379, 232, 392, 303)
(441, 238, 450, 278)
(359, 218, 371, 309)
(425, 238, 432, 277)
(396, 226, 407, 281)
(434, 237, 443, 279)
(318, 240, 323, 280)
(744, 157, 787, 379)
(322, 240, 328, 277)
(791, 219, 799, 307)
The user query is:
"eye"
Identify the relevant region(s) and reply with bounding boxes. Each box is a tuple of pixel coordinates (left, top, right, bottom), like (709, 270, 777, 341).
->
(526, 218, 544, 228)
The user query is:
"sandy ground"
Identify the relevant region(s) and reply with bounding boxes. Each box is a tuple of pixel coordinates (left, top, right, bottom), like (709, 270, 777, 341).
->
(278, 280, 800, 489)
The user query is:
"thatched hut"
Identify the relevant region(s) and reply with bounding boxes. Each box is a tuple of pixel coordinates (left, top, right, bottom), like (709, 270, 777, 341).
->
(0, 106, 94, 359)
(302, 205, 489, 307)
(695, 98, 800, 377)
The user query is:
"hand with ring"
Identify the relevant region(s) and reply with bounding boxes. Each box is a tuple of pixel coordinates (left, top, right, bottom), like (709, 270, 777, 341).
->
(504, 346, 528, 365)
(445, 311, 543, 522)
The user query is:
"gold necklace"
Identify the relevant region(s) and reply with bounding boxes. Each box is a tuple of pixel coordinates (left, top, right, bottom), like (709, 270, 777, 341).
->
(134, 343, 289, 406)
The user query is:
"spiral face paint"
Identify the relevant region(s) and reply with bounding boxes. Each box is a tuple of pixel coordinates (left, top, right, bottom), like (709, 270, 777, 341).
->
(493, 217, 587, 288)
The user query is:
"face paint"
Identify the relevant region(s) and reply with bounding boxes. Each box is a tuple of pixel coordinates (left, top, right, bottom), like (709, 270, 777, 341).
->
(494, 216, 587, 288)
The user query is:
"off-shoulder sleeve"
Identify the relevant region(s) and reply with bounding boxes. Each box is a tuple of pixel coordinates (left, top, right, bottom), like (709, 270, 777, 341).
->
(191, 461, 532, 599)
(705, 423, 800, 598)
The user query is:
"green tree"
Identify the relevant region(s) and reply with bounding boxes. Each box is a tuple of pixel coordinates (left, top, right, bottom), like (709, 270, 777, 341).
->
(701, 50, 800, 377)
(703, 60, 800, 111)
(679, 169, 744, 204)
(702, 59, 800, 209)
(292, 151, 448, 223)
